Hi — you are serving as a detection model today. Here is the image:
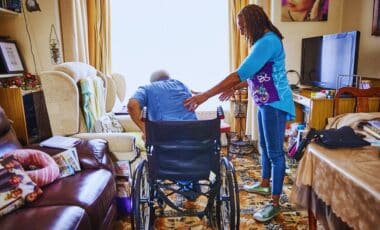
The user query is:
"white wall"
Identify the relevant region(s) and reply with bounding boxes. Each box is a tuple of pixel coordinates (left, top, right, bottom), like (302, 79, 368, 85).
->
(1, 0, 378, 78)
(272, 0, 380, 78)
(341, 0, 380, 77)
(0, 0, 61, 74)
(272, 0, 344, 73)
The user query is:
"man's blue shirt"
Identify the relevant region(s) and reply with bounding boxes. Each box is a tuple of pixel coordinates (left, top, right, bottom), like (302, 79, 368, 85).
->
(131, 79, 197, 121)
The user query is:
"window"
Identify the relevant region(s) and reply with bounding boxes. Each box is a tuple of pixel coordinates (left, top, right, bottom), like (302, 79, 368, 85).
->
(111, 0, 229, 111)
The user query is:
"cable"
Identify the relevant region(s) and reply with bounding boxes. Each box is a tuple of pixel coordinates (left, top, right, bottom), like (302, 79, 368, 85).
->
(286, 69, 300, 89)
(22, 3, 38, 75)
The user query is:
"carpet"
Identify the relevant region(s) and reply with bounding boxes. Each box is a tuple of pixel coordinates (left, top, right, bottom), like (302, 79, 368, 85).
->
(113, 151, 311, 230)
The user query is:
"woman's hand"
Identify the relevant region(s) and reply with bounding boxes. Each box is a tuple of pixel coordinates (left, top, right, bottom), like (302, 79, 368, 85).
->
(219, 88, 235, 101)
(184, 93, 209, 111)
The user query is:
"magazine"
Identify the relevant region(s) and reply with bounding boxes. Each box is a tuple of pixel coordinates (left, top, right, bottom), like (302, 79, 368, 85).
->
(40, 136, 80, 149)
(52, 148, 81, 178)
(114, 161, 131, 178)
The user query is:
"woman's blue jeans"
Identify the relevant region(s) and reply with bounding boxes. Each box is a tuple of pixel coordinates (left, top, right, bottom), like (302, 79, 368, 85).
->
(257, 105, 286, 195)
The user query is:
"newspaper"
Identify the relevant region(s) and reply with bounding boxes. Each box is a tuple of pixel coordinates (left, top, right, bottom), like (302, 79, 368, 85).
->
(52, 148, 81, 178)
(114, 161, 131, 198)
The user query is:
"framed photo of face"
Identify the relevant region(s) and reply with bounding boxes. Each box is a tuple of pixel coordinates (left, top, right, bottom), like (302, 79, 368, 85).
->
(0, 41, 25, 74)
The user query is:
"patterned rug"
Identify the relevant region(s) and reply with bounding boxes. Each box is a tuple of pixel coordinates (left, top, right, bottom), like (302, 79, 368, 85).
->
(113, 150, 310, 230)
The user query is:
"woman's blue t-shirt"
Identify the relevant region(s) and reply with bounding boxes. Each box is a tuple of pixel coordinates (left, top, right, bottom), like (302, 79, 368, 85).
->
(237, 31, 295, 121)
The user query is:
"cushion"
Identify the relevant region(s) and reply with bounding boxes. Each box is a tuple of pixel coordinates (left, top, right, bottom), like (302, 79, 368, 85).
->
(5, 149, 60, 187)
(54, 62, 97, 82)
(111, 73, 126, 102)
(95, 113, 124, 133)
(0, 155, 43, 216)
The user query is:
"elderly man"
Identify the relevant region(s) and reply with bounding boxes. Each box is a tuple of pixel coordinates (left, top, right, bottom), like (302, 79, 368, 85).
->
(127, 70, 197, 135)
(127, 70, 199, 200)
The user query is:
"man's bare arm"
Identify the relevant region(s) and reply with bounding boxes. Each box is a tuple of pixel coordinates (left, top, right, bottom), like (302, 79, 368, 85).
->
(127, 99, 145, 134)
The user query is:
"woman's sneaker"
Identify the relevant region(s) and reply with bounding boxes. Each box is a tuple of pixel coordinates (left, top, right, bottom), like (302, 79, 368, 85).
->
(253, 204, 281, 222)
(243, 182, 270, 195)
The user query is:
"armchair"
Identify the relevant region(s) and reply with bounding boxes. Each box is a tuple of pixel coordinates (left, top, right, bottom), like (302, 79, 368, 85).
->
(39, 62, 140, 161)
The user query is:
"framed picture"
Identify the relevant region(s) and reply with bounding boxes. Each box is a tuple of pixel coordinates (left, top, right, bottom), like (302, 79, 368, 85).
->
(373, 0, 380, 36)
(281, 0, 329, 22)
(0, 41, 25, 74)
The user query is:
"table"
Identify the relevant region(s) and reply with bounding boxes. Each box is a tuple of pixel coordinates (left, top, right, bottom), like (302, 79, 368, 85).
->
(291, 143, 380, 230)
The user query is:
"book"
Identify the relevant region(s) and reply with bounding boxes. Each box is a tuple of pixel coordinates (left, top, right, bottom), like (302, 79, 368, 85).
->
(363, 124, 380, 139)
(52, 148, 81, 178)
(368, 119, 380, 130)
(40, 136, 80, 149)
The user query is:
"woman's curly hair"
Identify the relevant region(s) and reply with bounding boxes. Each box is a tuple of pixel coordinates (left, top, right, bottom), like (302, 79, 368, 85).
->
(238, 4, 283, 46)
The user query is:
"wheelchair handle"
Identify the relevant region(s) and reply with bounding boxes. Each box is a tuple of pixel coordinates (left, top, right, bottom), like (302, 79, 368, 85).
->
(141, 106, 148, 121)
(217, 106, 224, 119)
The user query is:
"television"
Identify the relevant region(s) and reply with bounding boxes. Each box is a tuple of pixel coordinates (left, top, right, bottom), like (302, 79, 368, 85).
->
(300, 31, 360, 89)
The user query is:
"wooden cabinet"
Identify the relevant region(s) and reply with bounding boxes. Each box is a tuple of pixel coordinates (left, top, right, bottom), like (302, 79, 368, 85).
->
(293, 91, 334, 130)
(0, 88, 51, 145)
(294, 89, 380, 130)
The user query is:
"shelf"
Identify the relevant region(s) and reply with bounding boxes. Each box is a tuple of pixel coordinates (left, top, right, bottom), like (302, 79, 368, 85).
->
(0, 7, 20, 16)
(0, 73, 23, 78)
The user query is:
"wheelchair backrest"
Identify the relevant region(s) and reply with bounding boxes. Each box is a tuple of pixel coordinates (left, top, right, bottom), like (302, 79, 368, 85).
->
(145, 118, 221, 181)
(145, 119, 220, 144)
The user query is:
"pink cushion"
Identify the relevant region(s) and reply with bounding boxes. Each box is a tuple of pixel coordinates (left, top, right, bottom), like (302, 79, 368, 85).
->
(5, 149, 60, 187)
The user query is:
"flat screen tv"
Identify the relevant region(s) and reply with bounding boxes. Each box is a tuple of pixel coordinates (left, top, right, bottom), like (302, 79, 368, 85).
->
(300, 31, 360, 89)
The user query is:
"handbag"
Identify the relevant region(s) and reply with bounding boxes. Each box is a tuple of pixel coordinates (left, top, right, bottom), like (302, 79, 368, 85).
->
(314, 126, 370, 149)
(287, 128, 318, 161)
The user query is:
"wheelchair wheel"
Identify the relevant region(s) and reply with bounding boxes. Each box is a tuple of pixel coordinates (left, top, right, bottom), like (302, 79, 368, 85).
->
(132, 160, 153, 230)
(215, 157, 240, 230)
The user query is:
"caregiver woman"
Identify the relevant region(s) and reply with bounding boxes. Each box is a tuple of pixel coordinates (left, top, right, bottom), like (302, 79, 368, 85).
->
(184, 4, 295, 222)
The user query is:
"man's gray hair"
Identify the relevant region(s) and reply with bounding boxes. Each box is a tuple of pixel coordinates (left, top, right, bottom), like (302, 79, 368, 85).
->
(150, 70, 171, 83)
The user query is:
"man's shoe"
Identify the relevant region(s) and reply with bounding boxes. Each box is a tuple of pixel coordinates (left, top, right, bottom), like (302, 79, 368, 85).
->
(243, 182, 270, 195)
(253, 204, 281, 222)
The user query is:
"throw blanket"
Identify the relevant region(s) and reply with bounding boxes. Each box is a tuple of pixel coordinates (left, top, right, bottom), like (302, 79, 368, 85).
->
(326, 112, 380, 129)
(325, 112, 380, 139)
(79, 76, 106, 132)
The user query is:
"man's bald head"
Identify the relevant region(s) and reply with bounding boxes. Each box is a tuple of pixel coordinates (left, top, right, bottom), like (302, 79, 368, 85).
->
(150, 70, 171, 83)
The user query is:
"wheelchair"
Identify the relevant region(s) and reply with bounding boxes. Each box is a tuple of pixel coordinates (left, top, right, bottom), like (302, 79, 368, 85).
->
(131, 107, 240, 230)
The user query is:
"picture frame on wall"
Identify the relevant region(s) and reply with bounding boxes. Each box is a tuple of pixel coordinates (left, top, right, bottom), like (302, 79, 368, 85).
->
(373, 0, 380, 36)
(0, 40, 25, 74)
(281, 0, 329, 22)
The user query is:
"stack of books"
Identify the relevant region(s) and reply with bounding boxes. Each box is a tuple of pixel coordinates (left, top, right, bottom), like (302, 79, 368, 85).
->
(363, 120, 380, 139)
(362, 119, 380, 146)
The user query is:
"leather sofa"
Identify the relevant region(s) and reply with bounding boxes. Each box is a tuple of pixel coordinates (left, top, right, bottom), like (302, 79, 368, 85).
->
(0, 107, 117, 230)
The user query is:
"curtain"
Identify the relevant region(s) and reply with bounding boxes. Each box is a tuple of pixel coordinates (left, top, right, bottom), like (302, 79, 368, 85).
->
(87, 0, 111, 75)
(59, 0, 89, 63)
(228, 0, 250, 135)
(229, 0, 271, 141)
